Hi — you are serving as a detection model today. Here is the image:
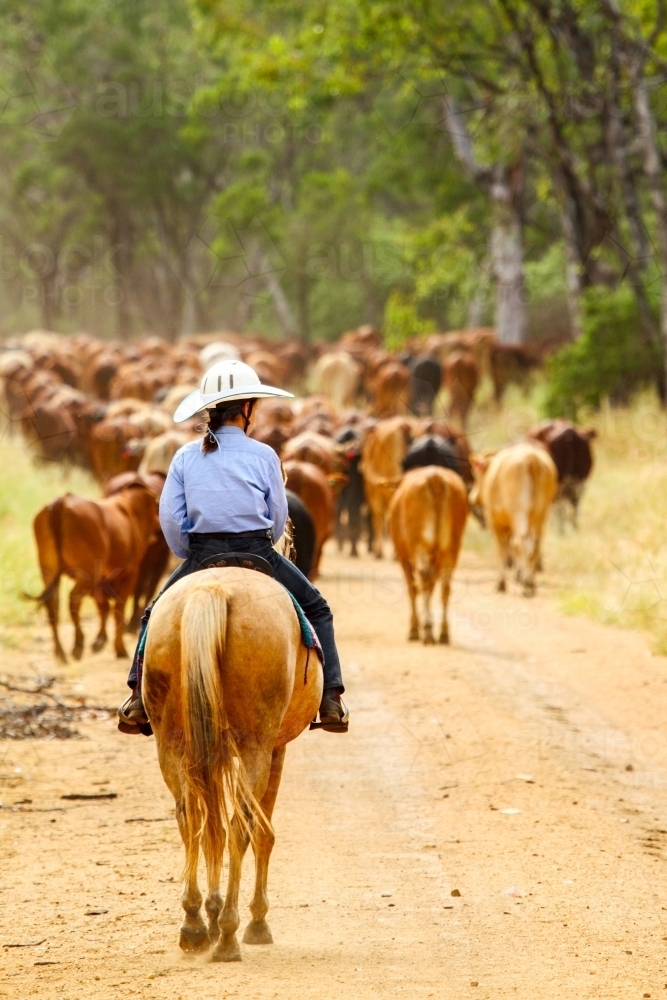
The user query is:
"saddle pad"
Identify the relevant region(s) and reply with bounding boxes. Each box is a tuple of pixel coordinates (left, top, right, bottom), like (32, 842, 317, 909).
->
(287, 592, 324, 665)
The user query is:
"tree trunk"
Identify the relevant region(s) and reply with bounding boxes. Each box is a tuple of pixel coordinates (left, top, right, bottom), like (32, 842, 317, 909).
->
(441, 97, 527, 343)
(560, 204, 584, 339)
(255, 246, 297, 336)
(296, 272, 310, 344)
(490, 171, 526, 345)
(631, 58, 667, 392)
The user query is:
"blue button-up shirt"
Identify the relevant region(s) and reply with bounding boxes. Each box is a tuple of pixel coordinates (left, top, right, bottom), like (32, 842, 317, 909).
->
(159, 426, 288, 559)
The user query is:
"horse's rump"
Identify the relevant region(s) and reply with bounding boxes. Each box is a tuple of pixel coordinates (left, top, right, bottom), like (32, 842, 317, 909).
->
(143, 569, 322, 853)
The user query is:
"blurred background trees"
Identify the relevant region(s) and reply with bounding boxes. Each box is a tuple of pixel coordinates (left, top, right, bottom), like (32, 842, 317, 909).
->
(1, 0, 667, 408)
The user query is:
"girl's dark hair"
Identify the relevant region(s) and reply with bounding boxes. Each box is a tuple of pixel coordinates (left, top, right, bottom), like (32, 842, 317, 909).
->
(202, 399, 255, 453)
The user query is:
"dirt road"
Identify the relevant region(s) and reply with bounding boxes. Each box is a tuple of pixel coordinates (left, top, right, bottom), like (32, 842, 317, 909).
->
(2, 546, 667, 999)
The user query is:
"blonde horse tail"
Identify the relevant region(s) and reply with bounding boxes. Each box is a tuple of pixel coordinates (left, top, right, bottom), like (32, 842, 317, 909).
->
(180, 582, 267, 875)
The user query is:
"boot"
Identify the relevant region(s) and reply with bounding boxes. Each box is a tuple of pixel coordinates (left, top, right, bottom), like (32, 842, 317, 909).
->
(313, 688, 349, 733)
(118, 690, 152, 736)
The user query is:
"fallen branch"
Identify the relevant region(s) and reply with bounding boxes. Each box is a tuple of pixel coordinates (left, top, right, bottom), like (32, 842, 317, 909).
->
(61, 793, 117, 801)
(3, 938, 46, 948)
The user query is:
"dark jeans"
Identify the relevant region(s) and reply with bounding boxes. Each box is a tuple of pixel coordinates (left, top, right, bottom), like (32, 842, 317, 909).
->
(127, 535, 344, 693)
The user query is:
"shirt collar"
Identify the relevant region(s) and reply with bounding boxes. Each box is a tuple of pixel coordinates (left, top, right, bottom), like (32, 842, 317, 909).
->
(214, 425, 246, 436)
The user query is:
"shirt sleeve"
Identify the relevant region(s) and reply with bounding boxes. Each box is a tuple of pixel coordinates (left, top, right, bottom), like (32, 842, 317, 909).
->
(265, 451, 288, 540)
(159, 450, 191, 559)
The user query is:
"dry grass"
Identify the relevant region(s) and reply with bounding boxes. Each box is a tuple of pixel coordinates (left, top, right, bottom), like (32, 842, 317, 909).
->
(2, 387, 667, 653)
(0, 436, 96, 647)
(464, 385, 667, 651)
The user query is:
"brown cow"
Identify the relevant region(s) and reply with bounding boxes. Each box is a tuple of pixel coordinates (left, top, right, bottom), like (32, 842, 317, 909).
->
(88, 418, 144, 482)
(283, 460, 335, 580)
(311, 351, 361, 409)
(282, 431, 345, 475)
(443, 350, 479, 427)
(360, 416, 414, 557)
(389, 467, 468, 644)
(367, 359, 411, 418)
(470, 442, 557, 595)
(103, 471, 170, 631)
(528, 419, 597, 527)
(30, 482, 160, 662)
(490, 344, 540, 404)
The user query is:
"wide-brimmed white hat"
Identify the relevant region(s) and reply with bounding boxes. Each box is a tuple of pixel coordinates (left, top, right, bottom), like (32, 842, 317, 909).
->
(173, 359, 293, 423)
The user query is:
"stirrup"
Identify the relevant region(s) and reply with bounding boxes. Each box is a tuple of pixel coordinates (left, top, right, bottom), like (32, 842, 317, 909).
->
(118, 693, 149, 727)
(309, 697, 349, 734)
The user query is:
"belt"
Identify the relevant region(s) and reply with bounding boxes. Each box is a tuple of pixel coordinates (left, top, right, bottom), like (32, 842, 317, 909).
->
(190, 529, 273, 542)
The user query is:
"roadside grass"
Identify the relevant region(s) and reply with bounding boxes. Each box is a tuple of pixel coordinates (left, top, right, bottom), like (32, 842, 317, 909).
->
(2, 385, 667, 654)
(0, 438, 96, 648)
(464, 385, 667, 652)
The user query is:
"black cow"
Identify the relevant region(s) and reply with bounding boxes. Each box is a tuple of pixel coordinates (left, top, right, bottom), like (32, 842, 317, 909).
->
(403, 434, 465, 478)
(408, 354, 442, 416)
(528, 420, 596, 527)
(334, 427, 367, 556)
(286, 489, 316, 578)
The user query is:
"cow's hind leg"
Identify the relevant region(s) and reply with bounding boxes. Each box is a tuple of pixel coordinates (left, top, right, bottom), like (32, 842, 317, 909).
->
(243, 746, 286, 946)
(176, 794, 210, 953)
(439, 566, 454, 644)
(495, 529, 511, 592)
(110, 577, 130, 657)
(399, 559, 419, 641)
(91, 587, 109, 652)
(69, 581, 87, 660)
(418, 568, 437, 645)
(43, 580, 67, 663)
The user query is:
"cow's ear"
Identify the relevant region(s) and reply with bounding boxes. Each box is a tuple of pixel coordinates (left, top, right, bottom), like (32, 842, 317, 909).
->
(470, 453, 492, 473)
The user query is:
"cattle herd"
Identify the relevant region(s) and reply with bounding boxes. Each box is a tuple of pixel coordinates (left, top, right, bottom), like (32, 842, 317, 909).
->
(0, 324, 596, 660)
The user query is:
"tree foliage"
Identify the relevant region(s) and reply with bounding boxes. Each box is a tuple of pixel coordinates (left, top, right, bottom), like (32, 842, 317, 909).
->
(1, 0, 667, 404)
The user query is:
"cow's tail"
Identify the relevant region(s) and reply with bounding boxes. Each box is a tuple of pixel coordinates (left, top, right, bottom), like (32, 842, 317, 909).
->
(179, 582, 268, 880)
(23, 497, 66, 605)
(427, 471, 452, 559)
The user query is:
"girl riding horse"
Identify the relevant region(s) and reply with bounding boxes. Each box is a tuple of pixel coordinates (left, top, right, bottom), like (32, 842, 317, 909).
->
(118, 359, 348, 735)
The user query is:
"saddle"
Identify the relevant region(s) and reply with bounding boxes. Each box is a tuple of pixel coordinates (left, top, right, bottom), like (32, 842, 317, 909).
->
(196, 552, 275, 577)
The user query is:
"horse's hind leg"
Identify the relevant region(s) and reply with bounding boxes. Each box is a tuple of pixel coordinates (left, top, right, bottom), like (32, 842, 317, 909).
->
(176, 795, 210, 954)
(202, 823, 225, 945)
(243, 746, 286, 946)
(214, 749, 272, 963)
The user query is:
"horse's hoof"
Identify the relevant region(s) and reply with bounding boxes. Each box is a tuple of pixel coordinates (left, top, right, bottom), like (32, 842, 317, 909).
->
(243, 919, 273, 945)
(91, 637, 106, 653)
(115, 649, 128, 659)
(179, 924, 210, 953)
(72, 644, 84, 661)
(212, 939, 242, 962)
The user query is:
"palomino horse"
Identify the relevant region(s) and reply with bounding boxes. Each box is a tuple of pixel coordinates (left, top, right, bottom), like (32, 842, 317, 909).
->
(143, 567, 322, 962)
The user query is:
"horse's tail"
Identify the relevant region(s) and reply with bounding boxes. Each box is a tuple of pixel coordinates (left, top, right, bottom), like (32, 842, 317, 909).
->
(179, 582, 268, 873)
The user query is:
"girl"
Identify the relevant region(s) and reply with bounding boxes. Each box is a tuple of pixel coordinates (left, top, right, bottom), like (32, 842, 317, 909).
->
(118, 360, 348, 734)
